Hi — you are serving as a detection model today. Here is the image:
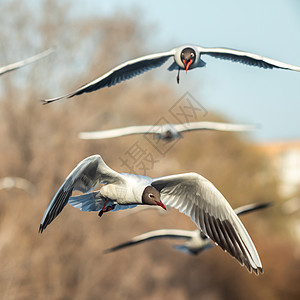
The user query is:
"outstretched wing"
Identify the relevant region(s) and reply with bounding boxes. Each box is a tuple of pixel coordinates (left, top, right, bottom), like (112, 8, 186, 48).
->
(152, 173, 263, 274)
(39, 155, 123, 233)
(174, 121, 258, 133)
(104, 229, 194, 253)
(234, 202, 273, 217)
(78, 125, 162, 140)
(0, 48, 54, 76)
(42, 50, 175, 104)
(198, 46, 300, 71)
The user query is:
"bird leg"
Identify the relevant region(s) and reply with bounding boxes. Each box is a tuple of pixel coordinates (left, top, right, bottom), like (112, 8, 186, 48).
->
(98, 200, 107, 217)
(98, 201, 116, 218)
(177, 69, 180, 84)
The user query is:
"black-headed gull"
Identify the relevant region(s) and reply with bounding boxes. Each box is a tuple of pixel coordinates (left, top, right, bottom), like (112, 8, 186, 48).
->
(39, 154, 263, 274)
(104, 202, 271, 256)
(42, 44, 300, 104)
(79, 121, 257, 142)
(0, 48, 54, 76)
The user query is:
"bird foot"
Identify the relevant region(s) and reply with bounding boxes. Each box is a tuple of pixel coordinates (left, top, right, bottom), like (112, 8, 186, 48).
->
(98, 202, 116, 218)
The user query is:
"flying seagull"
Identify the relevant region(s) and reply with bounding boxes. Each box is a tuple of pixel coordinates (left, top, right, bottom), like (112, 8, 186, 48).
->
(105, 202, 272, 256)
(79, 121, 257, 142)
(0, 48, 54, 76)
(0, 176, 37, 195)
(42, 44, 300, 104)
(39, 154, 263, 274)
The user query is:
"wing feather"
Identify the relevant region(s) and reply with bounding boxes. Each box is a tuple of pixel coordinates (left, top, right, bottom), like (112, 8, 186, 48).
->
(0, 48, 54, 76)
(39, 155, 123, 232)
(104, 229, 194, 253)
(174, 121, 257, 133)
(198, 46, 300, 71)
(78, 125, 162, 140)
(152, 173, 263, 274)
(42, 50, 175, 104)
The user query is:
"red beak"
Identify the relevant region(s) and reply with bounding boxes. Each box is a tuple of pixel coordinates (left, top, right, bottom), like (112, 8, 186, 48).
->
(155, 200, 167, 210)
(183, 59, 192, 73)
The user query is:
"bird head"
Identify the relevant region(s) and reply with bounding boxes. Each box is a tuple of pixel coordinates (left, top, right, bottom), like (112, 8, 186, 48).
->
(181, 48, 196, 72)
(142, 186, 166, 210)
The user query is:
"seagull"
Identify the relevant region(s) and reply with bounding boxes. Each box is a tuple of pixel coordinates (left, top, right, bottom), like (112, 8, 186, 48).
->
(42, 44, 300, 104)
(79, 121, 257, 142)
(104, 202, 272, 256)
(39, 154, 263, 274)
(0, 48, 54, 76)
(0, 176, 37, 195)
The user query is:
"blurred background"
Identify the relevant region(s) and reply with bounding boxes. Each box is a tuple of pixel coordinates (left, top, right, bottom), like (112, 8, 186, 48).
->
(0, 0, 299, 299)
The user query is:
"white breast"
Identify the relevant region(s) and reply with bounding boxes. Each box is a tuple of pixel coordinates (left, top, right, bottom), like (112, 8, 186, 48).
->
(100, 173, 152, 205)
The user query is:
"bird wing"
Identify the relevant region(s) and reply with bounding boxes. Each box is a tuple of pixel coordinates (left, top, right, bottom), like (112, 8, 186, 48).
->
(68, 191, 137, 212)
(104, 229, 194, 253)
(174, 121, 258, 133)
(39, 155, 123, 232)
(152, 173, 263, 274)
(0, 48, 54, 76)
(78, 125, 162, 140)
(198, 46, 300, 71)
(173, 243, 213, 255)
(42, 50, 175, 104)
(234, 202, 273, 217)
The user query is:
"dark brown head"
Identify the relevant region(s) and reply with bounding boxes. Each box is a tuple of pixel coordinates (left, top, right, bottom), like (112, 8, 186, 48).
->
(142, 186, 166, 210)
(181, 47, 196, 72)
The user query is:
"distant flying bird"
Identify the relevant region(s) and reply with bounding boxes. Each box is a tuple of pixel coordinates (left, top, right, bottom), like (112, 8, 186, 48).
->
(39, 154, 262, 274)
(42, 44, 300, 104)
(105, 202, 272, 256)
(0, 48, 54, 76)
(0, 177, 36, 195)
(79, 121, 257, 142)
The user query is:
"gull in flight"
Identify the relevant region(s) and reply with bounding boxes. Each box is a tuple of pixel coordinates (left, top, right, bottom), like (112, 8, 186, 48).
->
(0, 48, 54, 76)
(0, 177, 36, 195)
(42, 44, 300, 104)
(79, 121, 257, 142)
(39, 154, 263, 274)
(105, 202, 272, 256)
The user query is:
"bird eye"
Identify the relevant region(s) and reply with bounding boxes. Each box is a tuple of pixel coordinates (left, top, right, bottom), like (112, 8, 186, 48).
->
(149, 194, 155, 198)
(191, 53, 194, 57)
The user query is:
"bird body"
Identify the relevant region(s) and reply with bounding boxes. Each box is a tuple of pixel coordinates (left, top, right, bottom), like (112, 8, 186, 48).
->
(99, 173, 153, 205)
(42, 44, 300, 104)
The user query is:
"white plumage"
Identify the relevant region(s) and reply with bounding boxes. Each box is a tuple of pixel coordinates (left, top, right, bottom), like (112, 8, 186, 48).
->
(79, 121, 257, 141)
(0, 48, 54, 76)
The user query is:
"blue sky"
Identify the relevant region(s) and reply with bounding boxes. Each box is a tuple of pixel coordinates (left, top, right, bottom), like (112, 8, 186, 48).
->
(77, 0, 300, 142)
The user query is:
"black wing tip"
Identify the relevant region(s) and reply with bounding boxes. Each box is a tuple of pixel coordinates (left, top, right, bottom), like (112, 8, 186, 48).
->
(40, 98, 59, 105)
(103, 248, 113, 254)
(39, 224, 45, 233)
(251, 266, 263, 276)
(255, 202, 273, 209)
(103, 241, 136, 254)
(41, 99, 50, 105)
